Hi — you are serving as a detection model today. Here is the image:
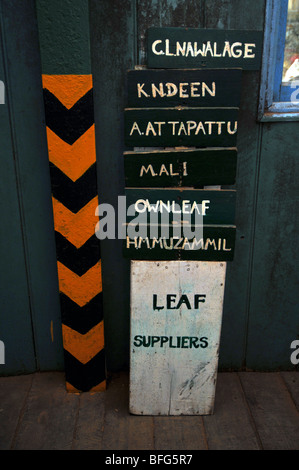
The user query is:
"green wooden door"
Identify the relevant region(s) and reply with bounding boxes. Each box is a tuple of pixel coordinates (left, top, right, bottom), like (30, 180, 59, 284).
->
(89, 0, 298, 372)
(0, 0, 298, 375)
(0, 1, 64, 374)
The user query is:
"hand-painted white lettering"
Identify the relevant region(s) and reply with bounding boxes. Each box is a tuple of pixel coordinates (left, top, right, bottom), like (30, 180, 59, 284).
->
(165, 82, 178, 97)
(137, 83, 150, 98)
(139, 165, 157, 177)
(159, 164, 169, 176)
(129, 120, 238, 137)
(139, 162, 182, 178)
(227, 121, 238, 134)
(151, 39, 257, 59)
(145, 121, 156, 136)
(152, 39, 164, 55)
(169, 164, 179, 176)
(223, 41, 232, 57)
(152, 83, 166, 98)
(126, 236, 232, 252)
(244, 43, 256, 58)
(130, 121, 142, 135)
(134, 199, 209, 215)
(136, 81, 216, 99)
(165, 39, 174, 56)
(231, 42, 243, 58)
(179, 82, 189, 98)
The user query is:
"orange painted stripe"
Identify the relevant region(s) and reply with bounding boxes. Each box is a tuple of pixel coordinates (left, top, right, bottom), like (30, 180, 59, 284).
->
(65, 380, 106, 393)
(57, 261, 102, 307)
(62, 321, 104, 365)
(89, 381, 106, 392)
(65, 382, 80, 393)
(46, 126, 96, 182)
(42, 74, 93, 109)
(52, 196, 99, 249)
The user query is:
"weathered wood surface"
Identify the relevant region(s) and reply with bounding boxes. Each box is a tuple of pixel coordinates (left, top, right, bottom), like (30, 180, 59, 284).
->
(0, 375, 33, 450)
(153, 416, 207, 450)
(124, 107, 239, 147)
(99, 374, 154, 450)
(13, 373, 79, 450)
(129, 261, 227, 415)
(126, 68, 242, 108)
(124, 148, 238, 187)
(203, 373, 261, 450)
(1, 371, 298, 449)
(147, 27, 263, 70)
(239, 372, 299, 450)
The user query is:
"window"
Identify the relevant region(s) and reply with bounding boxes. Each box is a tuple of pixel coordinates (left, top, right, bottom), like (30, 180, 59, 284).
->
(258, 0, 299, 121)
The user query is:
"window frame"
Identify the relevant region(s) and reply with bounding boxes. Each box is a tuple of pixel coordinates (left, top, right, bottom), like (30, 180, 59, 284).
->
(258, 0, 299, 121)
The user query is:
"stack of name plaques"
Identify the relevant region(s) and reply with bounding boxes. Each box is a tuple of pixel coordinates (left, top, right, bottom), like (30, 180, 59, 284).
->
(124, 27, 263, 415)
(123, 67, 242, 262)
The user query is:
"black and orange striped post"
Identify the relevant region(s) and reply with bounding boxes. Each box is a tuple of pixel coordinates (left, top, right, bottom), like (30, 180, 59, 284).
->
(36, 1, 106, 392)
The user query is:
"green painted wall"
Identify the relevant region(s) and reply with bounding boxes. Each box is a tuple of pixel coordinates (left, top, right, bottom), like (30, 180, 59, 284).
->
(89, 0, 299, 372)
(0, 0, 298, 375)
(0, 0, 64, 374)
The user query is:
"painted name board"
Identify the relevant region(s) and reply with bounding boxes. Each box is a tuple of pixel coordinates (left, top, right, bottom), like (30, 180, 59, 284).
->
(123, 225, 236, 262)
(130, 261, 227, 415)
(124, 147, 237, 188)
(126, 68, 242, 108)
(147, 27, 263, 70)
(124, 107, 239, 148)
(125, 188, 236, 226)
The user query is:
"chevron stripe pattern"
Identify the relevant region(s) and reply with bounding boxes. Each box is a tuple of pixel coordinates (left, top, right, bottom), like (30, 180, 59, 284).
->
(42, 75, 106, 392)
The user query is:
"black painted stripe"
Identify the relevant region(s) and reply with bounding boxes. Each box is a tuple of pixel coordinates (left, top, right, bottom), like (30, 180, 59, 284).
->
(60, 292, 104, 334)
(43, 88, 94, 144)
(64, 348, 106, 392)
(50, 162, 97, 213)
(55, 232, 101, 276)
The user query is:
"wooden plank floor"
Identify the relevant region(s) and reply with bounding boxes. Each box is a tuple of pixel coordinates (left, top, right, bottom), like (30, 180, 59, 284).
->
(0, 371, 298, 450)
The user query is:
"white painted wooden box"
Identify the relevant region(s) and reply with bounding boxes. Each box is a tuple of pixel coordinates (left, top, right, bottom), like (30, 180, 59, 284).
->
(129, 260, 226, 415)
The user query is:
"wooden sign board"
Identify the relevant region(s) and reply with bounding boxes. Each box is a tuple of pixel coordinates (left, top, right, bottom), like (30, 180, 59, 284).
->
(123, 225, 236, 262)
(130, 260, 227, 415)
(126, 68, 242, 108)
(124, 107, 239, 148)
(125, 188, 236, 226)
(147, 27, 263, 70)
(124, 147, 237, 187)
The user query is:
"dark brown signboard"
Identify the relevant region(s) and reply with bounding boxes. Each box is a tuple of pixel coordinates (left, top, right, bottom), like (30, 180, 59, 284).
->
(147, 27, 263, 70)
(124, 107, 239, 148)
(126, 68, 242, 108)
(124, 147, 237, 187)
(125, 188, 236, 226)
